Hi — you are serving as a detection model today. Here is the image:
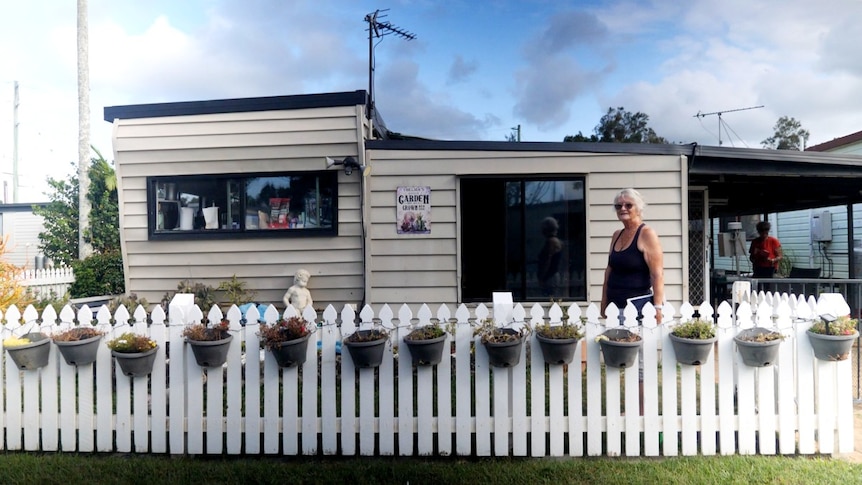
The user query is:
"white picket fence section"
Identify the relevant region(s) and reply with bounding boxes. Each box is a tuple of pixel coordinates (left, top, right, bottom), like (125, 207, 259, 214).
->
(0, 293, 855, 457)
(17, 267, 74, 299)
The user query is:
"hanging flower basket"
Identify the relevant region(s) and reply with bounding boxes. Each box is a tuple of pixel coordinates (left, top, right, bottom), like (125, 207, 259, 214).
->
(112, 347, 159, 377)
(4, 332, 51, 370)
(596, 328, 642, 369)
(259, 316, 314, 368)
(107, 332, 159, 377)
(534, 321, 583, 365)
(268, 332, 312, 368)
(482, 329, 526, 368)
(669, 333, 717, 366)
(187, 334, 233, 367)
(343, 329, 389, 368)
(53, 327, 104, 366)
(806, 316, 858, 362)
(734, 327, 783, 367)
(403, 325, 448, 366)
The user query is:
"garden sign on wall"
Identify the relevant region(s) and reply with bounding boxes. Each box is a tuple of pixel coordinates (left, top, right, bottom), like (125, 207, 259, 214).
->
(397, 186, 431, 234)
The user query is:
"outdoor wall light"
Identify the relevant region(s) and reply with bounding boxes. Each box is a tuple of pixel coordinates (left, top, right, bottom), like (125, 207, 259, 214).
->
(325, 156, 364, 176)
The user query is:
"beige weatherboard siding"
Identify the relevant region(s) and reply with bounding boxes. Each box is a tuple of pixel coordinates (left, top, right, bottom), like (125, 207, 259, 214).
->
(364, 145, 687, 310)
(106, 92, 370, 309)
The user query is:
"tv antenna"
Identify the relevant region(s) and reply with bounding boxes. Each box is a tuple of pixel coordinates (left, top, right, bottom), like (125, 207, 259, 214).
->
(694, 105, 764, 146)
(365, 9, 416, 120)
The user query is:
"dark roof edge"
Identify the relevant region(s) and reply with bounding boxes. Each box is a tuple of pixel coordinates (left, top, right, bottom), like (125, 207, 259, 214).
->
(104, 90, 368, 122)
(806, 129, 862, 152)
(366, 139, 696, 156)
(0, 202, 49, 212)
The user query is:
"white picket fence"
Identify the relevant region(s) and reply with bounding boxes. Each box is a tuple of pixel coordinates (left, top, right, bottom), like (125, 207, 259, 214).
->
(17, 266, 74, 299)
(0, 293, 855, 457)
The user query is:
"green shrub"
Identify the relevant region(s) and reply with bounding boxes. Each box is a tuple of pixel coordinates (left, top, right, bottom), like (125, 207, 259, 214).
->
(69, 251, 125, 298)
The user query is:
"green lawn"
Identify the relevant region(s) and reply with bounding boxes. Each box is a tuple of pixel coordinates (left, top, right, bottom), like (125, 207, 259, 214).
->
(0, 453, 859, 485)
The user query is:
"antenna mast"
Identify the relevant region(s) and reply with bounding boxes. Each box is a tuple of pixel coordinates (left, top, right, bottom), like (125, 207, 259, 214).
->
(365, 9, 415, 121)
(694, 105, 764, 146)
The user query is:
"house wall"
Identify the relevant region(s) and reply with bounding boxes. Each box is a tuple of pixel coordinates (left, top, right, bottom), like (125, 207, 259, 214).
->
(110, 106, 368, 309)
(364, 149, 688, 309)
(0, 203, 47, 268)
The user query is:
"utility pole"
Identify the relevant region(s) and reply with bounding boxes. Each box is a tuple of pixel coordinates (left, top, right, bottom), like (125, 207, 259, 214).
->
(511, 124, 521, 142)
(694, 105, 764, 146)
(12, 81, 19, 202)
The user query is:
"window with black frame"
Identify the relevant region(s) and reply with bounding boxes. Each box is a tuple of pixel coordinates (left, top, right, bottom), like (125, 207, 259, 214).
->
(460, 177, 587, 302)
(149, 172, 337, 238)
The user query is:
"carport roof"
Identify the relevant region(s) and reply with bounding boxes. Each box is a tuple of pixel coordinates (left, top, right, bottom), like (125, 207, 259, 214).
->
(368, 139, 862, 217)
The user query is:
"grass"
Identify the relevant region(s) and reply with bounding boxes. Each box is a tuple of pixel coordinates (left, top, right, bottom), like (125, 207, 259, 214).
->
(0, 453, 859, 484)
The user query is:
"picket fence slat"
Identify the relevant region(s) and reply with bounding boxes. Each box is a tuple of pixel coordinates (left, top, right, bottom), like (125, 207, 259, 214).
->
(0, 295, 856, 458)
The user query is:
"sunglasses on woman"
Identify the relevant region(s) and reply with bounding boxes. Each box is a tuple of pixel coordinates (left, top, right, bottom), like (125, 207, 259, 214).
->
(614, 203, 634, 210)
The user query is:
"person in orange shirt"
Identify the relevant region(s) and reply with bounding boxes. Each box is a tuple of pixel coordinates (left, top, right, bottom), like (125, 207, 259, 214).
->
(749, 221, 782, 278)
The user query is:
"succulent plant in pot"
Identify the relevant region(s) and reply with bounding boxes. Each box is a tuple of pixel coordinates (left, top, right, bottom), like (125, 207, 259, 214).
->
(4, 330, 51, 370)
(258, 316, 314, 368)
(53, 326, 105, 366)
(669, 318, 717, 366)
(734, 327, 785, 367)
(106, 332, 159, 377)
(474, 317, 529, 368)
(595, 327, 642, 369)
(343, 325, 390, 368)
(534, 319, 583, 365)
(403, 324, 448, 366)
(807, 314, 858, 361)
(183, 318, 233, 367)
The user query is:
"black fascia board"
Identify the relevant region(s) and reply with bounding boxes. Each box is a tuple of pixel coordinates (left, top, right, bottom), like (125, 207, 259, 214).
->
(104, 90, 368, 122)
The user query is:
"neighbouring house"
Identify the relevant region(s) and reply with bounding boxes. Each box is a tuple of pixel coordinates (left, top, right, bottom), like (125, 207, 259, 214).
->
(711, 129, 862, 280)
(0, 202, 48, 268)
(103, 90, 862, 312)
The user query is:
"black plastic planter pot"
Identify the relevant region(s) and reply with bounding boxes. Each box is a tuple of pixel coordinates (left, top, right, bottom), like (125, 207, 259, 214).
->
(734, 328, 782, 367)
(268, 333, 312, 368)
(112, 346, 158, 377)
(404, 334, 447, 366)
(343, 330, 388, 368)
(669, 334, 717, 366)
(187, 334, 233, 367)
(54, 334, 103, 366)
(6, 333, 51, 370)
(482, 329, 525, 368)
(535, 333, 579, 365)
(807, 330, 858, 362)
(598, 328, 642, 369)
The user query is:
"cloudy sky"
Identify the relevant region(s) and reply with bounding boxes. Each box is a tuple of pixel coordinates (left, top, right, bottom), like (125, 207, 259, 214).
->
(1, 0, 861, 202)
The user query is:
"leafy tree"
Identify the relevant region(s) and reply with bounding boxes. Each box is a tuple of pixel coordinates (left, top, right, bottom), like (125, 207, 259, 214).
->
(564, 132, 599, 142)
(565, 107, 667, 144)
(34, 149, 120, 266)
(761, 116, 810, 150)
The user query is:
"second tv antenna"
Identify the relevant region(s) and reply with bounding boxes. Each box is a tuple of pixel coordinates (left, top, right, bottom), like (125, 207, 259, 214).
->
(365, 9, 415, 120)
(694, 105, 764, 146)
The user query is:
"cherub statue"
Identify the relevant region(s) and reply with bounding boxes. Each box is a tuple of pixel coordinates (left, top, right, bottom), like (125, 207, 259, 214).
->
(283, 268, 313, 311)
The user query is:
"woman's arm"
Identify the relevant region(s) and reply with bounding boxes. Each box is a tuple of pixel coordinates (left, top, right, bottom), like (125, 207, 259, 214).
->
(639, 225, 665, 322)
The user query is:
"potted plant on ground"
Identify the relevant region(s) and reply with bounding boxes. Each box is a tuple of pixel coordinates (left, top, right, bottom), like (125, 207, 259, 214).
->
(258, 316, 314, 367)
(534, 319, 584, 365)
(106, 332, 158, 377)
(4, 331, 51, 370)
(403, 324, 448, 366)
(669, 318, 718, 366)
(342, 325, 390, 368)
(733, 327, 784, 367)
(182, 318, 233, 367)
(595, 327, 642, 369)
(806, 314, 858, 362)
(52, 326, 104, 366)
(474, 317, 529, 368)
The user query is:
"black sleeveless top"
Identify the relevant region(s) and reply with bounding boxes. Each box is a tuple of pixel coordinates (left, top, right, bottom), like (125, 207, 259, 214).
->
(606, 224, 651, 308)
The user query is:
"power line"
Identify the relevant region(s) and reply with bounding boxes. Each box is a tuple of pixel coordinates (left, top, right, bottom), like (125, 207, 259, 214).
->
(693, 105, 764, 146)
